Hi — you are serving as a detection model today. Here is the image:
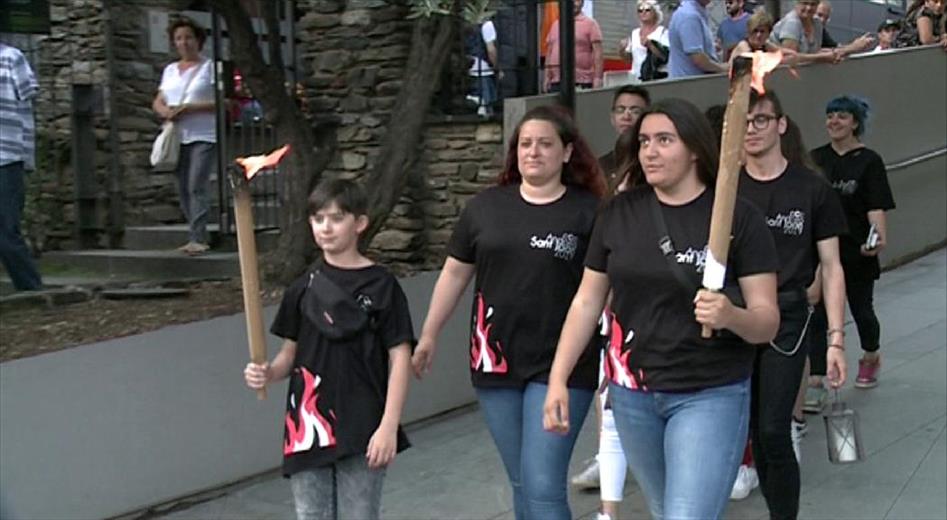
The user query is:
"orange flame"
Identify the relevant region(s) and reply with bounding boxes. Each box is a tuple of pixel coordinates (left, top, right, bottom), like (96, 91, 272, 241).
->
(748, 50, 782, 94)
(235, 144, 291, 181)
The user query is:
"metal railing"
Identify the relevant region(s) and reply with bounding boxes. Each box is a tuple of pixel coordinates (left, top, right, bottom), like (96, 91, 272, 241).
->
(886, 147, 947, 172)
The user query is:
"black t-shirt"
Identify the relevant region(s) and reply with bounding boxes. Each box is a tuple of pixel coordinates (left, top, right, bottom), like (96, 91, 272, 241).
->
(271, 263, 415, 475)
(811, 144, 896, 279)
(585, 186, 778, 392)
(448, 184, 600, 390)
(738, 164, 848, 291)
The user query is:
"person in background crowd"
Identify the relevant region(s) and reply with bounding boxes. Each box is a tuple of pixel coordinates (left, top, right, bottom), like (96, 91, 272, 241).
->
(544, 98, 780, 520)
(668, 0, 726, 78)
(873, 19, 901, 52)
(733, 9, 777, 55)
(597, 85, 650, 191)
(896, 0, 946, 47)
(718, 0, 751, 61)
(618, 0, 669, 82)
(772, 0, 874, 64)
(728, 10, 799, 65)
(0, 43, 43, 291)
(413, 105, 606, 520)
(815, 1, 838, 48)
(465, 18, 500, 118)
(152, 17, 217, 256)
(811, 95, 896, 391)
(545, 0, 604, 92)
(736, 90, 848, 520)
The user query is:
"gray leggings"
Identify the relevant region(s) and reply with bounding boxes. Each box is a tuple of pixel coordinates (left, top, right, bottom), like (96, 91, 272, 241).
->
(290, 455, 386, 520)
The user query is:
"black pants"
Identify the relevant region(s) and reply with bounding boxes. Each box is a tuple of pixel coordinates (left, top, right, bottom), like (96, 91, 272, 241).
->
(809, 271, 881, 376)
(752, 299, 810, 520)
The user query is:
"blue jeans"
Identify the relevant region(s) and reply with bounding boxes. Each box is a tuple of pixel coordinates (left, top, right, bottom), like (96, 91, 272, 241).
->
(476, 382, 593, 520)
(470, 74, 497, 107)
(609, 379, 750, 520)
(176, 142, 215, 244)
(0, 161, 42, 290)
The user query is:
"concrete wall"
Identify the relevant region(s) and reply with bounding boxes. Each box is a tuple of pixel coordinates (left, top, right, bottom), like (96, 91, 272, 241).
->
(505, 45, 947, 265)
(0, 272, 474, 520)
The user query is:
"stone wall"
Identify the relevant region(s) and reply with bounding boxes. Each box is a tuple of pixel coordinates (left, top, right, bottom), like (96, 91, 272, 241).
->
(27, 0, 505, 272)
(29, 0, 111, 250)
(370, 119, 503, 273)
(294, 0, 502, 270)
(28, 0, 181, 250)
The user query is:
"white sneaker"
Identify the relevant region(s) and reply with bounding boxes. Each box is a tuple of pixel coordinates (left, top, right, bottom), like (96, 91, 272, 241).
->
(570, 458, 600, 489)
(791, 420, 803, 463)
(729, 464, 759, 500)
(595, 513, 613, 520)
(792, 417, 808, 437)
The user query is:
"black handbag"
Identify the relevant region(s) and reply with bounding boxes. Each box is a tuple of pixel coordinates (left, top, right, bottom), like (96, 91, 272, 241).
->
(301, 261, 370, 340)
(640, 40, 669, 81)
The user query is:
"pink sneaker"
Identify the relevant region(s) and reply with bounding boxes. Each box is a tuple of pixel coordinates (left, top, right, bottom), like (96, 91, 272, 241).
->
(855, 358, 880, 388)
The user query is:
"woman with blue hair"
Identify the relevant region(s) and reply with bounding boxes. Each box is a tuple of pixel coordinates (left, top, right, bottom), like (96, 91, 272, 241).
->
(810, 95, 895, 391)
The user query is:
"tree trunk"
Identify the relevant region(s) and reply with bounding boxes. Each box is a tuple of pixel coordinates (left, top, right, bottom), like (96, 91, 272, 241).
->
(209, 1, 336, 285)
(362, 5, 458, 245)
(211, 1, 460, 279)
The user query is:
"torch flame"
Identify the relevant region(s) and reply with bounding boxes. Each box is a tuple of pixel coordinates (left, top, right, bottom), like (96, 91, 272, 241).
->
(747, 50, 782, 94)
(235, 144, 291, 181)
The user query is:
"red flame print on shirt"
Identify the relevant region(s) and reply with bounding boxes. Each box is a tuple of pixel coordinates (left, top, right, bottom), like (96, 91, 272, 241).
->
(470, 292, 508, 374)
(603, 310, 646, 390)
(284, 367, 336, 455)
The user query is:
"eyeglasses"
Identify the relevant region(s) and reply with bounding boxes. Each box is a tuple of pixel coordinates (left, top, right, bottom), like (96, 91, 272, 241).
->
(637, 8, 652, 13)
(613, 106, 645, 116)
(747, 114, 780, 130)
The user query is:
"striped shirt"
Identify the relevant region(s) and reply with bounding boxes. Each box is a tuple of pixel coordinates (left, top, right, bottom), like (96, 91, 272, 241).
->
(0, 43, 38, 169)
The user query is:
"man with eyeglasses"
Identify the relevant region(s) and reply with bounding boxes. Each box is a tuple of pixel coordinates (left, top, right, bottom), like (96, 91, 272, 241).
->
(598, 85, 650, 190)
(736, 89, 847, 520)
(718, 0, 751, 61)
(667, 0, 726, 78)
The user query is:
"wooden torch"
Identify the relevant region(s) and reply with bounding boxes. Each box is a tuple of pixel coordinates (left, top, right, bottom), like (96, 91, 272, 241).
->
(231, 144, 291, 399)
(701, 52, 781, 338)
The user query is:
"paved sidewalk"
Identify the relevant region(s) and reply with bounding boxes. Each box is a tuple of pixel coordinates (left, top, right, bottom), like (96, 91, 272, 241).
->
(149, 251, 947, 520)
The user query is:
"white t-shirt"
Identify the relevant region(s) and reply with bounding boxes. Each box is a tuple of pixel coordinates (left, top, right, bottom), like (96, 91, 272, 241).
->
(159, 58, 217, 144)
(468, 21, 497, 77)
(627, 25, 668, 80)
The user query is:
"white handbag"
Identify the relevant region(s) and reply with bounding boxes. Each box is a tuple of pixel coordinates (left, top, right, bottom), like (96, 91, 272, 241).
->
(150, 120, 181, 171)
(150, 60, 204, 171)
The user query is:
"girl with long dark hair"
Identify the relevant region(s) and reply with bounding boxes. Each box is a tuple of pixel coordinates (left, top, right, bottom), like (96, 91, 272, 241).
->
(543, 99, 780, 519)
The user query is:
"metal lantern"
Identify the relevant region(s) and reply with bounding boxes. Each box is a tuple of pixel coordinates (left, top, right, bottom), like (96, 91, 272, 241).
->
(823, 397, 865, 464)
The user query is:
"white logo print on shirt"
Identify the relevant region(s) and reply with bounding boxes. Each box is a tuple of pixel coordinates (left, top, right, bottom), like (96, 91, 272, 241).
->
(767, 209, 805, 236)
(832, 179, 858, 195)
(676, 247, 707, 273)
(530, 233, 579, 260)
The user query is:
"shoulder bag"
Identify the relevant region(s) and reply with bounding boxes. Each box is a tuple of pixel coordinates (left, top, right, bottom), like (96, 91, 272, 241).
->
(150, 61, 203, 171)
